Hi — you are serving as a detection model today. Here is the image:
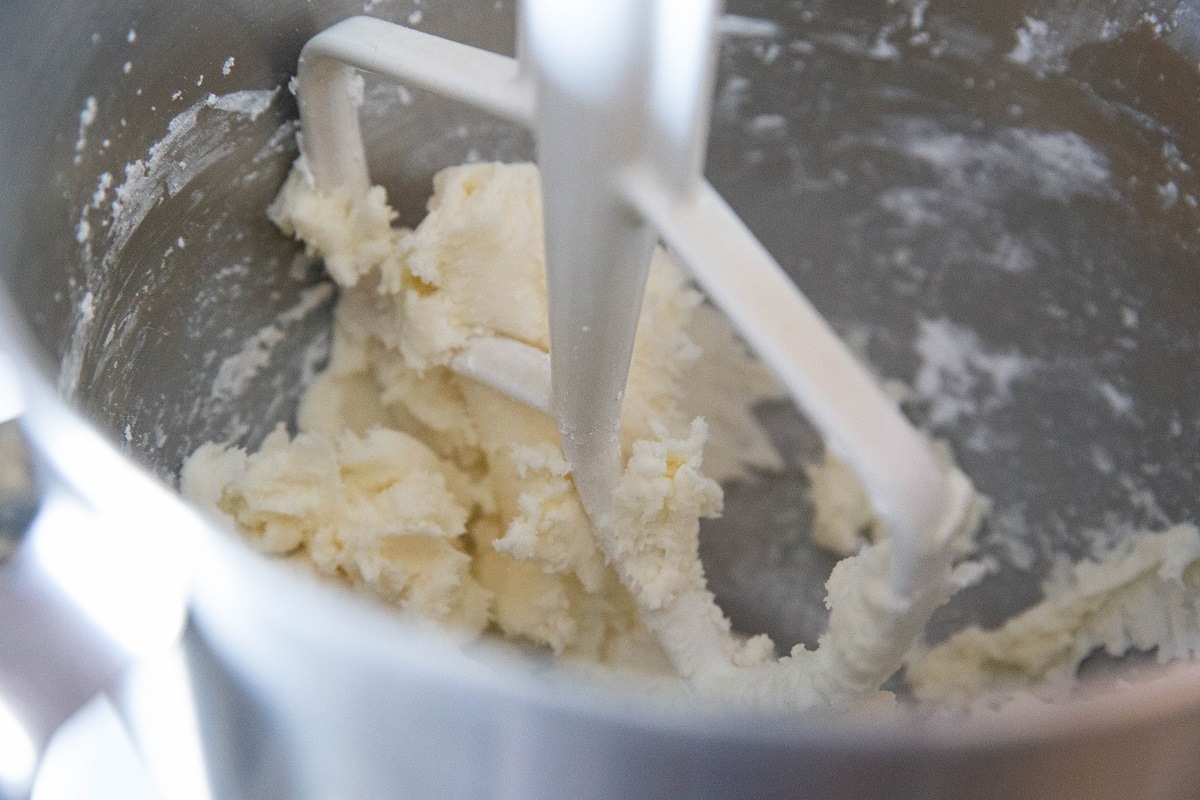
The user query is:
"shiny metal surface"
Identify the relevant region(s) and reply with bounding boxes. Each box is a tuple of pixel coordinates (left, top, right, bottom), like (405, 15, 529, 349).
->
(0, 421, 38, 563)
(3, 0, 1200, 797)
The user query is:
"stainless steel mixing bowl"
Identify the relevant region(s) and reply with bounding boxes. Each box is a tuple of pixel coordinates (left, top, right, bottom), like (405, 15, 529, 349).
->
(3, 0, 1200, 797)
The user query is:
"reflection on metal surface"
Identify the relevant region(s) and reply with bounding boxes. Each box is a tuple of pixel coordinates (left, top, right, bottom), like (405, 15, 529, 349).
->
(111, 645, 215, 800)
(33, 697, 159, 800)
(29, 495, 185, 660)
(0, 695, 36, 800)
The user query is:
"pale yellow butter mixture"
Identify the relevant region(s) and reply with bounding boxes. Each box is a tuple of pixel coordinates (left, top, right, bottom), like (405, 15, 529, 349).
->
(183, 157, 1200, 709)
(183, 160, 780, 673)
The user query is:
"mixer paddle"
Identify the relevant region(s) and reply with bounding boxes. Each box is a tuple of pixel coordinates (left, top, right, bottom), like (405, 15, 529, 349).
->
(293, 1, 976, 708)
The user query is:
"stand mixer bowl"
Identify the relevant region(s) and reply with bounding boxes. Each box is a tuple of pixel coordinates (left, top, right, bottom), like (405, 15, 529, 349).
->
(3, 0, 1200, 797)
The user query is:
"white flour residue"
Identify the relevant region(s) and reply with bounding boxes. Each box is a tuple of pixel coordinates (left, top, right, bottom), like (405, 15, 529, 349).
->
(1007, 16, 1050, 64)
(868, 28, 901, 61)
(1157, 179, 1180, 209)
(210, 283, 334, 405)
(153, 93, 272, 219)
(1096, 380, 1138, 421)
(899, 126, 1114, 203)
(208, 89, 276, 121)
(815, 0, 930, 62)
(74, 96, 99, 166)
(1161, 140, 1194, 181)
(815, 31, 889, 59)
(985, 504, 1038, 570)
(1139, 9, 1174, 36)
(91, 172, 114, 209)
(78, 292, 96, 326)
(62, 87, 283, 398)
(1003, 1, 1175, 74)
(914, 317, 1041, 428)
(1092, 444, 1117, 475)
(907, 0, 930, 30)
(108, 88, 278, 254)
(244, 119, 301, 181)
(58, 289, 99, 395)
(747, 113, 787, 136)
(866, 122, 1116, 275)
(1118, 474, 1170, 527)
(719, 14, 782, 39)
(714, 75, 751, 123)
